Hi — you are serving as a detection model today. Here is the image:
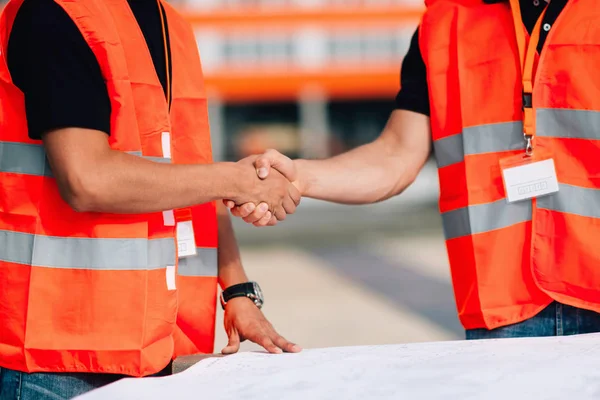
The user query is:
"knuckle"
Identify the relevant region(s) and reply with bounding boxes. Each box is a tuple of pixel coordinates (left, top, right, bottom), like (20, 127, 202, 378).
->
(271, 333, 283, 343)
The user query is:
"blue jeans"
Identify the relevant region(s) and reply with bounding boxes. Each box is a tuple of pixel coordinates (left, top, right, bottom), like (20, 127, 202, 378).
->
(0, 362, 171, 400)
(466, 301, 600, 339)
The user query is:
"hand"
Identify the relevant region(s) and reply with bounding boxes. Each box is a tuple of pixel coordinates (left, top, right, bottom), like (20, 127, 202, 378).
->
(221, 297, 302, 355)
(225, 150, 302, 227)
(231, 157, 300, 222)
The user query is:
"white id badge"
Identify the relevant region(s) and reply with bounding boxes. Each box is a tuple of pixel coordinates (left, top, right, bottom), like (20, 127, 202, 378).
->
(176, 220, 197, 258)
(500, 153, 559, 203)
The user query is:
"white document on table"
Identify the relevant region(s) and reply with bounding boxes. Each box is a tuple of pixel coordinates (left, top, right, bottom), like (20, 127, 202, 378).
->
(75, 333, 600, 400)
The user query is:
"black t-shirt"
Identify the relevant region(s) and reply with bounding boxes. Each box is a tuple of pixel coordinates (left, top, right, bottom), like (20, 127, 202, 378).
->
(7, 0, 171, 139)
(396, 0, 569, 117)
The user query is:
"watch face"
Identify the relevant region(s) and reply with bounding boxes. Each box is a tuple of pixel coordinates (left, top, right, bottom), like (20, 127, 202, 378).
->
(252, 282, 264, 307)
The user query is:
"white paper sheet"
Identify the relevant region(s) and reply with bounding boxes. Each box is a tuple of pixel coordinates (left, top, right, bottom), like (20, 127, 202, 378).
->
(75, 333, 600, 400)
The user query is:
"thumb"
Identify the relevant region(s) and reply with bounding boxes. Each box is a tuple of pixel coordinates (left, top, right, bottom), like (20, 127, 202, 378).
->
(222, 329, 241, 355)
(255, 157, 272, 180)
(255, 149, 296, 181)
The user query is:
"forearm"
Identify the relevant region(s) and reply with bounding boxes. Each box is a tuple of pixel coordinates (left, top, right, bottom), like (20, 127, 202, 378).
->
(294, 110, 431, 205)
(216, 202, 248, 289)
(64, 151, 242, 214)
(296, 140, 418, 205)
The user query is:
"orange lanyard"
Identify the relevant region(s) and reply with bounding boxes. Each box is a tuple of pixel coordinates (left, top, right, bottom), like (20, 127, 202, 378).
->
(157, 0, 171, 108)
(509, 0, 548, 154)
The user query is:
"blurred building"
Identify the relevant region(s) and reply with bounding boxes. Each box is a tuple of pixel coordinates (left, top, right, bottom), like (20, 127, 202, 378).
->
(0, 0, 423, 161)
(177, 0, 424, 161)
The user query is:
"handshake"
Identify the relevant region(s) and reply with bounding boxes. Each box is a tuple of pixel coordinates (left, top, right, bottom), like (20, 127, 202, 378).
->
(224, 149, 301, 227)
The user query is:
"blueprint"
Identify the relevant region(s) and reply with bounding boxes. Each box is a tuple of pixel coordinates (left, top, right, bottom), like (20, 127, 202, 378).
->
(76, 333, 600, 400)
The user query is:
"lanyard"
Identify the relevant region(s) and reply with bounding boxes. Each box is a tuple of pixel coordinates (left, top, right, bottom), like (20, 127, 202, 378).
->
(157, 0, 172, 109)
(508, 0, 548, 155)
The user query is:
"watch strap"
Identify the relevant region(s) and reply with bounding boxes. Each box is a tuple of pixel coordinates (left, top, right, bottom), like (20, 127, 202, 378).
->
(221, 282, 262, 309)
(222, 282, 254, 299)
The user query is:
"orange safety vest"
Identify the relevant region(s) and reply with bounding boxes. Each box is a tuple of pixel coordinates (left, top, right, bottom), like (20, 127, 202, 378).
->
(0, 0, 218, 376)
(420, 0, 600, 330)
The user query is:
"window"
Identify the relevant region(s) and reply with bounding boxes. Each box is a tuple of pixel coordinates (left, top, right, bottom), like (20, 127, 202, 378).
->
(222, 35, 293, 66)
(327, 30, 410, 63)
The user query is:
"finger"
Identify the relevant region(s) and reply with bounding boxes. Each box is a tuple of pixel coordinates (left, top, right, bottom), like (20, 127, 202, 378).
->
(221, 329, 241, 355)
(223, 200, 236, 209)
(243, 203, 269, 224)
(253, 211, 272, 227)
(256, 149, 296, 181)
(273, 205, 287, 222)
(231, 204, 254, 218)
(270, 333, 302, 353)
(254, 334, 282, 354)
(231, 205, 251, 218)
(237, 203, 256, 218)
(266, 215, 278, 226)
(282, 195, 296, 215)
(254, 157, 272, 179)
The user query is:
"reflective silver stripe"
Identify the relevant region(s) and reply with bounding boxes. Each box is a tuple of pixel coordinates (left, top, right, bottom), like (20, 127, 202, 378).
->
(433, 134, 463, 168)
(0, 230, 176, 270)
(537, 184, 600, 218)
(178, 248, 218, 277)
(434, 122, 524, 168)
(463, 122, 524, 155)
(441, 198, 532, 240)
(537, 108, 600, 140)
(0, 143, 171, 178)
(0, 141, 52, 177)
(127, 151, 171, 163)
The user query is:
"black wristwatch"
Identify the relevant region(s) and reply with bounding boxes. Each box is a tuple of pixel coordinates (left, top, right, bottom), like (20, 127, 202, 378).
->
(220, 282, 264, 310)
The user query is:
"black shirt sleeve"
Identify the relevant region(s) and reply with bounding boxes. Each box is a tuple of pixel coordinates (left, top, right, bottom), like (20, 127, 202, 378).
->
(7, 0, 111, 140)
(395, 27, 430, 117)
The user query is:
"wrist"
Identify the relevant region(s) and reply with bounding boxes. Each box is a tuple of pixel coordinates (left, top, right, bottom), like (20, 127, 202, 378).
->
(223, 295, 255, 310)
(217, 162, 253, 202)
(294, 159, 312, 196)
(220, 281, 264, 310)
(218, 268, 249, 290)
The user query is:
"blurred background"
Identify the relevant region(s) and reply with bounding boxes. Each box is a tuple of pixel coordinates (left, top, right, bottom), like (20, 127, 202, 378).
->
(164, 0, 463, 351)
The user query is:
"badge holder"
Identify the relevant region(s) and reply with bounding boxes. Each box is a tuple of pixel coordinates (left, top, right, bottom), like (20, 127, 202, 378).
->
(175, 209, 197, 258)
(500, 1, 559, 204)
(499, 145, 559, 203)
